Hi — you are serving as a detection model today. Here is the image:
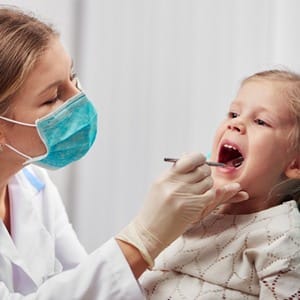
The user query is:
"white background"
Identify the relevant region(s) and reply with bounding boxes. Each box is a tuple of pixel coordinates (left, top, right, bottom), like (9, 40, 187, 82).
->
(2, 0, 300, 252)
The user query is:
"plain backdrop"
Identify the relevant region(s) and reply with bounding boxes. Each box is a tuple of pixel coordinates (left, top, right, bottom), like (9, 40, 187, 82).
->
(2, 0, 300, 252)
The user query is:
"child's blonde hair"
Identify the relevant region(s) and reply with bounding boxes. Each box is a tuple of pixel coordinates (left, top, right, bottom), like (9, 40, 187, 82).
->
(243, 69, 300, 204)
(243, 69, 300, 151)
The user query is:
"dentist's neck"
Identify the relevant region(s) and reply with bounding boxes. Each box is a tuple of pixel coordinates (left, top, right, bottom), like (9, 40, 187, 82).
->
(0, 185, 10, 234)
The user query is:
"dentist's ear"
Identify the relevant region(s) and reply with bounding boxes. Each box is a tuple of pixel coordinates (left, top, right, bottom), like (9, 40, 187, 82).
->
(0, 131, 4, 152)
(285, 157, 300, 179)
(0, 132, 4, 153)
(0, 124, 7, 147)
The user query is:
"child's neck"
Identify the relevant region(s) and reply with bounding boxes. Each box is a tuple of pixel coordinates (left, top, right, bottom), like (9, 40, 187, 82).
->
(219, 196, 280, 215)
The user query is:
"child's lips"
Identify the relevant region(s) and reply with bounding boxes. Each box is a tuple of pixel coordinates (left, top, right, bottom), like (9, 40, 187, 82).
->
(214, 157, 245, 175)
(217, 165, 236, 174)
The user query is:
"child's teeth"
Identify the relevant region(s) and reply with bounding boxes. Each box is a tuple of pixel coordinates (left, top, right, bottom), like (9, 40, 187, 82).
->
(224, 144, 237, 150)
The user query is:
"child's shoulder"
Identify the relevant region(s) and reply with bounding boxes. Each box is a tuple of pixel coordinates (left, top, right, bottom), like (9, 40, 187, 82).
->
(261, 200, 300, 230)
(247, 200, 300, 236)
(247, 201, 300, 258)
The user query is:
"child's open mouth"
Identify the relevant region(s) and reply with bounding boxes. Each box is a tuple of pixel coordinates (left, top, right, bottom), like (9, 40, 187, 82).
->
(218, 143, 244, 168)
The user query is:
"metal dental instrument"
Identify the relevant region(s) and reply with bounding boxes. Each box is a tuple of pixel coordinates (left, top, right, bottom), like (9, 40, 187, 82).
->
(164, 156, 244, 168)
(163, 157, 227, 167)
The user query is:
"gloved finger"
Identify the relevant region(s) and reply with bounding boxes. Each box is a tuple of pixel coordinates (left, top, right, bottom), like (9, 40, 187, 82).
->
(173, 152, 206, 174)
(194, 185, 248, 220)
(171, 191, 215, 223)
(171, 163, 211, 184)
(225, 191, 249, 203)
(215, 183, 244, 205)
(193, 183, 242, 218)
(190, 189, 218, 221)
(177, 176, 214, 195)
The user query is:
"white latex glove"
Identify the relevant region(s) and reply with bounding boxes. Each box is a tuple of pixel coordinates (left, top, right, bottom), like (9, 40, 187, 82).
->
(116, 153, 248, 267)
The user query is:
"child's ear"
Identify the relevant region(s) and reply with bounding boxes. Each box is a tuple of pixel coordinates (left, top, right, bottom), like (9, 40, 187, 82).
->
(285, 157, 300, 179)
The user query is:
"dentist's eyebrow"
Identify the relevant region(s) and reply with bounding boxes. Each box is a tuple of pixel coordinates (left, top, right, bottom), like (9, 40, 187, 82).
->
(37, 59, 74, 96)
(38, 80, 63, 96)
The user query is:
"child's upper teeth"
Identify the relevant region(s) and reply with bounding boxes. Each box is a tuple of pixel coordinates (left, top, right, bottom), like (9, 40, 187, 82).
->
(224, 144, 236, 150)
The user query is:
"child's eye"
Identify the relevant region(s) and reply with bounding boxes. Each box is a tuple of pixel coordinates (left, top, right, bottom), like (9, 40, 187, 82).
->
(255, 119, 269, 126)
(228, 112, 239, 118)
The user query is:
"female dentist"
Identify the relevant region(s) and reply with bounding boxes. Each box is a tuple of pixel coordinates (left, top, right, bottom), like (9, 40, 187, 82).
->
(0, 6, 248, 299)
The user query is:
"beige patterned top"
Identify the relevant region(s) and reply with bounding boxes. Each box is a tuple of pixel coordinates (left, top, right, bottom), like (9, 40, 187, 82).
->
(140, 200, 300, 300)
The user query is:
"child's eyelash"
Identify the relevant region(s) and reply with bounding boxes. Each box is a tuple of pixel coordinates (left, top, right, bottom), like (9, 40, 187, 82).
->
(228, 112, 239, 118)
(255, 119, 270, 127)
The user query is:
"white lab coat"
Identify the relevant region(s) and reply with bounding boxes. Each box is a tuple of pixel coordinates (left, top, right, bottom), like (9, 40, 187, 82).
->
(0, 165, 145, 299)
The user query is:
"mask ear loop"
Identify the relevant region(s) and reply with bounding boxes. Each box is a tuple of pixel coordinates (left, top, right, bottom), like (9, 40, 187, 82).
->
(0, 116, 36, 127)
(0, 116, 36, 162)
(4, 143, 32, 161)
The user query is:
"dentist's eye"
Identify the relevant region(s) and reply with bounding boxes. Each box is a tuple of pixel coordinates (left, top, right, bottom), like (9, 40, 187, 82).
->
(70, 71, 82, 90)
(43, 96, 59, 105)
(70, 71, 77, 82)
(43, 90, 61, 105)
(228, 112, 239, 119)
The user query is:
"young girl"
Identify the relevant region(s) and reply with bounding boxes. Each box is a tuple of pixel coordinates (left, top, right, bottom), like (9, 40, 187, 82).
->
(141, 69, 300, 299)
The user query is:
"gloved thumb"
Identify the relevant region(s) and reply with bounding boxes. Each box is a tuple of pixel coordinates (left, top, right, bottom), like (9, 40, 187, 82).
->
(216, 183, 249, 205)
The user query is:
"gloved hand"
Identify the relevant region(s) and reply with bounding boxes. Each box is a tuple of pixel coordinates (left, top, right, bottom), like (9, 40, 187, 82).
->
(116, 152, 248, 268)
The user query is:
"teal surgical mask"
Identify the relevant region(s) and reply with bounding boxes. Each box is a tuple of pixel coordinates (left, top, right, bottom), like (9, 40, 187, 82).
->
(0, 92, 97, 169)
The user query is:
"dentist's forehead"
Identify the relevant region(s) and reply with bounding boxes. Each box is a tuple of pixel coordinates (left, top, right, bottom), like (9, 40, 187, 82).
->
(17, 38, 72, 97)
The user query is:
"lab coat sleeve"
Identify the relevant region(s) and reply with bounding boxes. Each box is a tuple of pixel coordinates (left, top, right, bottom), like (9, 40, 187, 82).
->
(0, 238, 145, 300)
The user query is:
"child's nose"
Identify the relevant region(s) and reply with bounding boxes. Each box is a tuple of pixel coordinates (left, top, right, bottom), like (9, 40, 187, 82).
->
(227, 120, 246, 134)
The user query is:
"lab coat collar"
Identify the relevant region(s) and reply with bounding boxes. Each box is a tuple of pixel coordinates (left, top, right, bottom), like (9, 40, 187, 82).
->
(0, 167, 56, 288)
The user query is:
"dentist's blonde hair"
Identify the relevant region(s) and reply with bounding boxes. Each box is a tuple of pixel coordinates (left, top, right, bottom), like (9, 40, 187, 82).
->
(0, 6, 58, 115)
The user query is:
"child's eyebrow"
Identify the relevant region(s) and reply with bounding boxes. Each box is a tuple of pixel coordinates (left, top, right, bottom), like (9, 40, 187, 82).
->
(228, 102, 240, 110)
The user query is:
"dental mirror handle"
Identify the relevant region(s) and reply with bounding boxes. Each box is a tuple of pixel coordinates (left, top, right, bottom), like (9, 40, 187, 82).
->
(163, 157, 227, 168)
